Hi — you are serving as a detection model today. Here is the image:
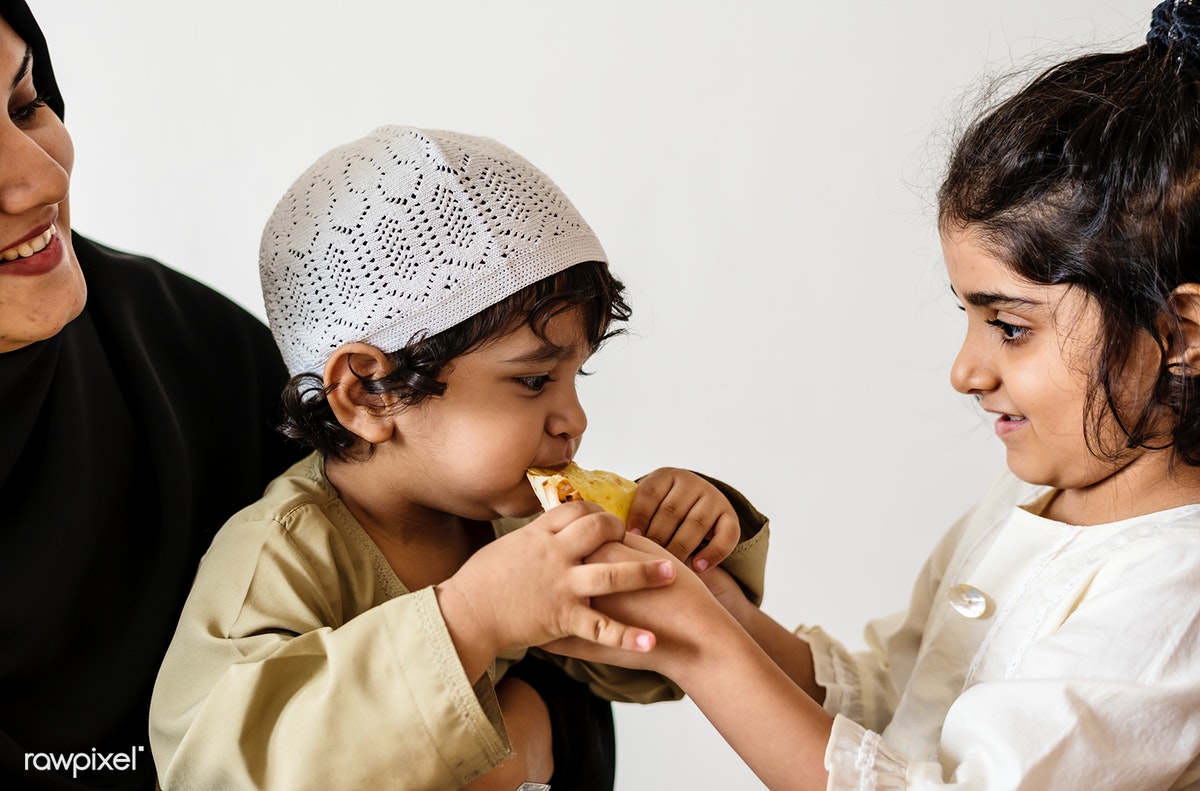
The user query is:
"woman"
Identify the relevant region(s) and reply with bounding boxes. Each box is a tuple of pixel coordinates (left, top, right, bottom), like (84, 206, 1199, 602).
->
(0, 2, 302, 789)
(0, 3, 616, 789)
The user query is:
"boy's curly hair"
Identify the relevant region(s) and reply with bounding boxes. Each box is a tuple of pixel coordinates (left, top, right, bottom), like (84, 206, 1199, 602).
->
(279, 260, 629, 460)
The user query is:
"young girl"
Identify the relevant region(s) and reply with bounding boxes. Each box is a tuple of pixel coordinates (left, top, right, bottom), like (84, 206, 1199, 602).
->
(148, 125, 769, 791)
(554, 2, 1200, 788)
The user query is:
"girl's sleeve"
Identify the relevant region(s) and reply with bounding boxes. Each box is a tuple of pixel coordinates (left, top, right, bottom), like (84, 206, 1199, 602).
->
(805, 528, 1200, 789)
(149, 511, 510, 791)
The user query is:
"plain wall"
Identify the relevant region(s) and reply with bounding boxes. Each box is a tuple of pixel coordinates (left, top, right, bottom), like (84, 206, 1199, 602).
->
(34, 1, 1150, 787)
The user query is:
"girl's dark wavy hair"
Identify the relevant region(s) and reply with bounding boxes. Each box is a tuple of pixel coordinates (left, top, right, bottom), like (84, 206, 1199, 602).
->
(279, 260, 630, 460)
(938, 36, 1200, 465)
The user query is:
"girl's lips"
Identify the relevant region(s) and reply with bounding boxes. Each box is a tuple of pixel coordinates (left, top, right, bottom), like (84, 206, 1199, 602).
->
(0, 227, 65, 277)
(994, 413, 1028, 438)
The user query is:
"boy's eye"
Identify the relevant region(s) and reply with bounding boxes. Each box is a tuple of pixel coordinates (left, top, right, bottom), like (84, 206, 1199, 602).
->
(985, 317, 1029, 344)
(515, 374, 553, 392)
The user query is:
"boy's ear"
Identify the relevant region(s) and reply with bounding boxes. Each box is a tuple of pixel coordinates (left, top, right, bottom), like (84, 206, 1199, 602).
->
(323, 343, 398, 446)
(1164, 283, 1200, 373)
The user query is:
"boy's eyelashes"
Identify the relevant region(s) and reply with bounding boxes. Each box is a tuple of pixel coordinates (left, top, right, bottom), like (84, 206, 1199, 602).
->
(515, 374, 555, 392)
(512, 367, 593, 392)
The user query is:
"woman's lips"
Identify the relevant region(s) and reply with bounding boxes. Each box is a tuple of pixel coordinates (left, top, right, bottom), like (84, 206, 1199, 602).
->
(0, 225, 64, 277)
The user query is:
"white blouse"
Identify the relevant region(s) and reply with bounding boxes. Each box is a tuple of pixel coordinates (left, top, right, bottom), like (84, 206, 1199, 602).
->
(802, 472, 1200, 790)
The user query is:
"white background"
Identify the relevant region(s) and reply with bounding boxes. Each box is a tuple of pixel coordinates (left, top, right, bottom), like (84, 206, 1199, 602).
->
(35, 1, 1149, 787)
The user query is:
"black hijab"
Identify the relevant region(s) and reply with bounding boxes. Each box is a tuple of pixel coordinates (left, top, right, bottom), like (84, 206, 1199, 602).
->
(0, 3, 300, 788)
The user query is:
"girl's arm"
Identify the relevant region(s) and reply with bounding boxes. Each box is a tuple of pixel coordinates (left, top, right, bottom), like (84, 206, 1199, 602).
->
(699, 565, 825, 703)
(549, 535, 834, 791)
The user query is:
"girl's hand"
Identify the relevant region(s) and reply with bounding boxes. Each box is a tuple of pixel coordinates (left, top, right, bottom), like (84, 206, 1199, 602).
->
(626, 468, 740, 572)
(698, 564, 756, 626)
(544, 534, 736, 677)
(435, 501, 676, 682)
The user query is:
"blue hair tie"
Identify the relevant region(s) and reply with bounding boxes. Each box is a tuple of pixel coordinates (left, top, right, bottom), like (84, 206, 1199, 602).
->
(1148, 0, 1200, 62)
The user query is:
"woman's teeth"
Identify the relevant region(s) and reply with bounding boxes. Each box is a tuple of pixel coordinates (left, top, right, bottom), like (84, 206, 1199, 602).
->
(1, 225, 55, 261)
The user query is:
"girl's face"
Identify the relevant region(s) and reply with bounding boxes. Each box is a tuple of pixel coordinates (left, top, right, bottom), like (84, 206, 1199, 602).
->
(0, 16, 84, 354)
(382, 307, 593, 521)
(943, 227, 1163, 512)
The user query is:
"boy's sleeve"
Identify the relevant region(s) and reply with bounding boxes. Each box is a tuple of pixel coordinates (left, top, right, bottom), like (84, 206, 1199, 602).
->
(149, 509, 511, 791)
(694, 471, 769, 606)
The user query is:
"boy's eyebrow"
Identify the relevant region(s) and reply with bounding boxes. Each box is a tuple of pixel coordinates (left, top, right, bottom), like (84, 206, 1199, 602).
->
(11, 46, 31, 91)
(502, 341, 573, 366)
(952, 286, 1043, 311)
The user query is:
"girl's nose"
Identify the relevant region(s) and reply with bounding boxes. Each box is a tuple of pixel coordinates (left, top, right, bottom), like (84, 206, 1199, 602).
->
(950, 333, 998, 395)
(0, 123, 70, 217)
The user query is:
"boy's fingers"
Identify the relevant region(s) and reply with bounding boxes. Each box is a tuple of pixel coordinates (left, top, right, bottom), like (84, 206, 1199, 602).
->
(643, 488, 702, 547)
(689, 511, 740, 571)
(571, 557, 677, 598)
(625, 473, 673, 535)
(566, 606, 656, 652)
(556, 510, 627, 560)
(533, 499, 605, 532)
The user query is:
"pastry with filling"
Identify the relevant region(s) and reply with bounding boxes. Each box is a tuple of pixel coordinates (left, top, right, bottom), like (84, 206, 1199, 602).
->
(526, 462, 638, 523)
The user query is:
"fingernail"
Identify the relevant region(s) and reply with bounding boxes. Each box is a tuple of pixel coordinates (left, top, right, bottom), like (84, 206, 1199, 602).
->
(694, 558, 710, 572)
(636, 633, 653, 650)
(628, 527, 643, 536)
(658, 560, 675, 580)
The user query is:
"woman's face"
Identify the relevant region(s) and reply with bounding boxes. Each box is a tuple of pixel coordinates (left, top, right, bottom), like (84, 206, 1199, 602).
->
(0, 15, 82, 354)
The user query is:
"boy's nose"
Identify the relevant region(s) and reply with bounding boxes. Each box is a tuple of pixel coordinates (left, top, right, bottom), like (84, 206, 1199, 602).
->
(547, 386, 588, 442)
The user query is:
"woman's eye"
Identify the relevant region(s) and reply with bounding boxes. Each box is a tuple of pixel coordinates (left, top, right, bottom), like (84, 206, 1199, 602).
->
(10, 94, 46, 127)
(515, 374, 553, 392)
(985, 318, 1029, 344)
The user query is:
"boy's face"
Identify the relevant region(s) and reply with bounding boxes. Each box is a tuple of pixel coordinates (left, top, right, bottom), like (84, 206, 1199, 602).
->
(390, 306, 594, 520)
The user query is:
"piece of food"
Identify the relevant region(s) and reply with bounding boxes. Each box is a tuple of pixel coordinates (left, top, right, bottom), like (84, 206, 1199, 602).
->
(526, 461, 638, 523)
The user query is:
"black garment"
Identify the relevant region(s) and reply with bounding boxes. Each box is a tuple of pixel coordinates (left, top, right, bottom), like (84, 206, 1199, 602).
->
(0, 235, 302, 790)
(506, 656, 617, 791)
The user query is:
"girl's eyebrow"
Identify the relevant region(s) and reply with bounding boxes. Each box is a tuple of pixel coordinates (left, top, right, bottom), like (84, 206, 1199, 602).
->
(11, 46, 31, 91)
(951, 286, 1043, 311)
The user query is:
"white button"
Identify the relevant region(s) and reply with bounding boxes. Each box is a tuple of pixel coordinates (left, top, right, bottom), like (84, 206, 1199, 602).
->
(947, 583, 990, 618)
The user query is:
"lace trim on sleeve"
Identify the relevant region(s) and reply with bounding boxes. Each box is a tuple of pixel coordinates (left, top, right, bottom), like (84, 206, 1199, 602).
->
(825, 714, 912, 791)
(797, 625, 865, 724)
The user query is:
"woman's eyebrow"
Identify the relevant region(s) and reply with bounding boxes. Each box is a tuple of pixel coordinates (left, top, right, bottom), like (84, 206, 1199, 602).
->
(11, 45, 31, 91)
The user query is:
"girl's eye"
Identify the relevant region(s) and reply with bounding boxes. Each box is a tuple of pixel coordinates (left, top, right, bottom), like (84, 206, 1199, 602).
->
(515, 374, 553, 392)
(985, 318, 1030, 344)
(10, 94, 47, 127)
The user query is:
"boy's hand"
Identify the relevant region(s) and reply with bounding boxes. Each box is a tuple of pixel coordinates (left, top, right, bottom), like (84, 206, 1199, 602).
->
(435, 501, 676, 683)
(626, 468, 739, 572)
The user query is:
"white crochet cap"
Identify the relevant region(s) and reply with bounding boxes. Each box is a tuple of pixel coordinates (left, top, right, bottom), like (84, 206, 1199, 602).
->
(260, 125, 608, 376)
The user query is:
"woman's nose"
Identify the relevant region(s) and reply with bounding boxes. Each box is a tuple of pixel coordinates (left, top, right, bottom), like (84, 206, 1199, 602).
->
(0, 123, 70, 217)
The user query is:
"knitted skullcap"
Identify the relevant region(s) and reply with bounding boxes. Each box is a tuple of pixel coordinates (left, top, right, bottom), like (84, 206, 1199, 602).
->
(260, 125, 607, 376)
